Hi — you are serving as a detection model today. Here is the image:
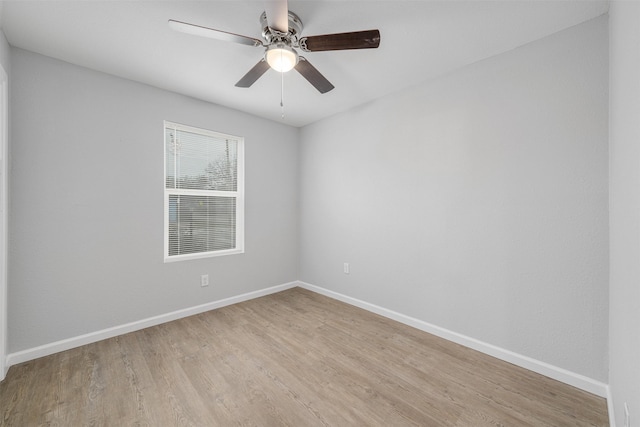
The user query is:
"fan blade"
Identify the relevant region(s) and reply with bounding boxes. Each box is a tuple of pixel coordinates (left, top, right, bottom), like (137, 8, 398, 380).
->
(235, 59, 271, 88)
(264, 0, 289, 33)
(169, 19, 264, 47)
(299, 29, 380, 52)
(295, 57, 334, 94)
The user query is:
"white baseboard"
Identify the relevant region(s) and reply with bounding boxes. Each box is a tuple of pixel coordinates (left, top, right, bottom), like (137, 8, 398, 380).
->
(606, 385, 617, 427)
(6, 281, 298, 368)
(297, 281, 609, 399)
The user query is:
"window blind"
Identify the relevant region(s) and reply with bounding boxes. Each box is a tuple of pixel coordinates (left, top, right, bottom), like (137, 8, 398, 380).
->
(164, 122, 244, 261)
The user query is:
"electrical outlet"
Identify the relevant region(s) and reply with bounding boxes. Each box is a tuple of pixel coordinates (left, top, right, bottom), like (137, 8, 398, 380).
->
(343, 263, 350, 274)
(200, 274, 209, 287)
(625, 402, 630, 427)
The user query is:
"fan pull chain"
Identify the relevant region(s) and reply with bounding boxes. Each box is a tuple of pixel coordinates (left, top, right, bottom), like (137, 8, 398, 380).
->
(280, 67, 285, 119)
(279, 47, 285, 119)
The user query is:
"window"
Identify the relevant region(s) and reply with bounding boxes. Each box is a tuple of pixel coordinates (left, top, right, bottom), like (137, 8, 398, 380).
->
(164, 121, 244, 261)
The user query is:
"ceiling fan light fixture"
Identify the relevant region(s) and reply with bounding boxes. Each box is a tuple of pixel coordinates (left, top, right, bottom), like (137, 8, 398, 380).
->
(265, 43, 298, 72)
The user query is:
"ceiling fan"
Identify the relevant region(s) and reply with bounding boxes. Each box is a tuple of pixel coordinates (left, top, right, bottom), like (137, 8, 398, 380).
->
(168, 0, 380, 94)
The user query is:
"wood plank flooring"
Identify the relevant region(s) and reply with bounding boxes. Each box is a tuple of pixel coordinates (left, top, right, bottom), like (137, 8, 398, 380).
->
(0, 287, 608, 426)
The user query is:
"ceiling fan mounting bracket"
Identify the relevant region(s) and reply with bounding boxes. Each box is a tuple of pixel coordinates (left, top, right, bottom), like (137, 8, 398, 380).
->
(259, 10, 303, 45)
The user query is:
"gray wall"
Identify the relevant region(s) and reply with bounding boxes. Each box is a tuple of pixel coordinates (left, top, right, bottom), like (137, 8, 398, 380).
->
(609, 2, 640, 424)
(299, 17, 609, 382)
(0, 0, 10, 73)
(0, 26, 9, 379)
(0, 32, 9, 75)
(9, 48, 299, 353)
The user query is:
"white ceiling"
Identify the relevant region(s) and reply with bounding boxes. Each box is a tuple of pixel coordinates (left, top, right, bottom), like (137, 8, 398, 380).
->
(1, 1, 608, 127)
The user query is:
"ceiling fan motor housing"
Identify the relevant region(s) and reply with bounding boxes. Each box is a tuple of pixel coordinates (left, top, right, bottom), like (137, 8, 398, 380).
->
(260, 10, 303, 44)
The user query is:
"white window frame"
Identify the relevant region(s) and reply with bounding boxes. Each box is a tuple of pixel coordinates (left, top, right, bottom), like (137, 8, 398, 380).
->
(163, 121, 244, 262)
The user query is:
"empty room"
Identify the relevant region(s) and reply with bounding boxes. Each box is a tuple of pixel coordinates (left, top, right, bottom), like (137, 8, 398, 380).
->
(0, 1, 638, 426)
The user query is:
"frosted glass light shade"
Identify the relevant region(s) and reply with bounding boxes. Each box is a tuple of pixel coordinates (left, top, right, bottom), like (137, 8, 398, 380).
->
(265, 44, 299, 72)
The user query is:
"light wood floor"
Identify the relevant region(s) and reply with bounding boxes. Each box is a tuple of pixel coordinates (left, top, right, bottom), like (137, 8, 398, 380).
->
(0, 287, 608, 426)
